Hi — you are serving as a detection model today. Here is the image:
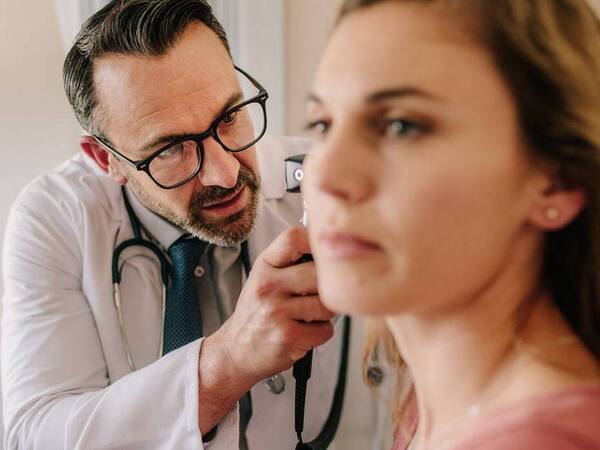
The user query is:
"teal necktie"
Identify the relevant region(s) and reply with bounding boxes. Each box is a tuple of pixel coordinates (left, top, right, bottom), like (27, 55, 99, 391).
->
(162, 238, 207, 354)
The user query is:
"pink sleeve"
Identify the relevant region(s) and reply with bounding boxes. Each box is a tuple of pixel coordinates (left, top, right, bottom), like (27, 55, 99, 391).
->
(463, 425, 596, 450)
(391, 396, 419, 450)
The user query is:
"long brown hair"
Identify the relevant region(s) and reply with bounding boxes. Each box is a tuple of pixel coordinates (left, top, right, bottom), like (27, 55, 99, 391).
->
(338, 0, 600, 425)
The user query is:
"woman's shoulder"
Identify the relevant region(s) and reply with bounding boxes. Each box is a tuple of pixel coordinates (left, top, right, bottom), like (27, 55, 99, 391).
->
(455, 385, 600, 449)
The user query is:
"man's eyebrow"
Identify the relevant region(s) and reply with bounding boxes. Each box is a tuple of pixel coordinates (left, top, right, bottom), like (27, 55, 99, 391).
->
(306, 87, 441, 105)
(138, 91, 244, 155)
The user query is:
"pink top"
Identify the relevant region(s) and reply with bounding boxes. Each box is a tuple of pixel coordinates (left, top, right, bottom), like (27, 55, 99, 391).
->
(393, 385, 600, 449)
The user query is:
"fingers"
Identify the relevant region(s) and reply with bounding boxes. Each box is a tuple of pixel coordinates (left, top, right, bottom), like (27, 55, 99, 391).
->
(289, 321, 335, 360)
(251, 254, 318, 298)
(282, 296, 335, 322)
(278, 260, 318, 296)
(260, 227, 311, 269)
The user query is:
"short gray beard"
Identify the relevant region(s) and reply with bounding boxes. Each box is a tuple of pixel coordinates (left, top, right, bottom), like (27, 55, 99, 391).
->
(128, 166, 261, 247)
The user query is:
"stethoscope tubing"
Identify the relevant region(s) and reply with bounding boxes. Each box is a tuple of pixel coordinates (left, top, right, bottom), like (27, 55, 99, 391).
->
(113, 187, 251, 371)
(112, 237, 169, 369)
(113, 187, 349, 449)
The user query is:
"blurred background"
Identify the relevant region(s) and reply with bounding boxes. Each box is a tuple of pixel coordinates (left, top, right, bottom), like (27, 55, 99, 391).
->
(0, 0, 342, 443)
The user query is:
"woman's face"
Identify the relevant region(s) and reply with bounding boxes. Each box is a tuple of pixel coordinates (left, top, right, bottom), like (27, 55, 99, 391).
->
(304, 2, 551, 317)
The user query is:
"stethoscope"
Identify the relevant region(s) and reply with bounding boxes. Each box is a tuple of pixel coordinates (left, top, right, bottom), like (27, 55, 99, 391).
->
(112, 186, 252, 372)
(112, 187, 169, 370)
(112, 186, 351, 450)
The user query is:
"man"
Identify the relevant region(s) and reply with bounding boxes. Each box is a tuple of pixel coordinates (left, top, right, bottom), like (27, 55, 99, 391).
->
(1, 1, 379, 449)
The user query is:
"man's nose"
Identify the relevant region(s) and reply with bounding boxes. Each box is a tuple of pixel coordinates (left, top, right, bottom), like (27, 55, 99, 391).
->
(197, 138, 240, 189)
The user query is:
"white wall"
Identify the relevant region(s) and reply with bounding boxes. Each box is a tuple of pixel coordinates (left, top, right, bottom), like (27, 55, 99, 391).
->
(211, 0, 340, 136)
(0, 0, 81, 296)
(285, 0, 339, 135)
(0, 0, 82, 443)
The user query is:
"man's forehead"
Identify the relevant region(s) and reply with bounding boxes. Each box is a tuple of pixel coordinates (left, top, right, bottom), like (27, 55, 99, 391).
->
(93, 53, 236, 111)
(92, 25, 238, 153)
(93, 21, 235, 107)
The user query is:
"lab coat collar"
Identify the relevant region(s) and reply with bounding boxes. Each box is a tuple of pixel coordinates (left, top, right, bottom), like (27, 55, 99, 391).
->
(124, 186, 185, 250)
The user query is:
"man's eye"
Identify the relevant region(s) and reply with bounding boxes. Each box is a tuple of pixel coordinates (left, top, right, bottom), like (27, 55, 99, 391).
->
(157, 144, 183, 159)
(222, 110, 238, 124)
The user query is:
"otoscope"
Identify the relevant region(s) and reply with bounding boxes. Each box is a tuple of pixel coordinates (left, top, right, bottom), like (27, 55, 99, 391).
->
(284, 155, 351, 450)
(285, 154, 315, 450)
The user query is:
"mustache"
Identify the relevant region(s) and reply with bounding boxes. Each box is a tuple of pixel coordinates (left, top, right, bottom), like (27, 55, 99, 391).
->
(190, 166, 260, 207)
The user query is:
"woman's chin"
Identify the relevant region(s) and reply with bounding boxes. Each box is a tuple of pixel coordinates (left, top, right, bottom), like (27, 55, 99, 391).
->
(319, 283, 398, 317)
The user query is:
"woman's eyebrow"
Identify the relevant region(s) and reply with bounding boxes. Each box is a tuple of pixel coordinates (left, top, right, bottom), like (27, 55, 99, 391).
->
(366, 87, 441, 103)
(306, 87, 442, 105)
(306, 92, 323, 104)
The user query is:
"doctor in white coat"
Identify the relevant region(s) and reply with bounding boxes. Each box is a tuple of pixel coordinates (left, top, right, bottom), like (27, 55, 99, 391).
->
(1, 1, 384, 449)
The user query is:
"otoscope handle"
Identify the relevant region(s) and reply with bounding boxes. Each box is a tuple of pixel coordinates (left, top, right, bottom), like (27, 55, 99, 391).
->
(285, 153, 316, 449)
(292, 252, 314, 446)
(293, 348, 313, 429)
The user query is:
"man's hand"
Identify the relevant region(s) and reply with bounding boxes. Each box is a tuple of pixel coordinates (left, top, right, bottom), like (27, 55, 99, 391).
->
(197, 226, 335, 435)
(222, 226, 335, 381)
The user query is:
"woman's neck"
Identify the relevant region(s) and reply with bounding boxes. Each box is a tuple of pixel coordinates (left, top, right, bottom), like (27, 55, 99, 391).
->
(388, 300, 521, 442)
(387, 291, 598, 448)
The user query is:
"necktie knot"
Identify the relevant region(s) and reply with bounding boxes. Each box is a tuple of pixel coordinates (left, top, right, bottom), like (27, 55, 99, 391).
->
(168, 238, 207, 280)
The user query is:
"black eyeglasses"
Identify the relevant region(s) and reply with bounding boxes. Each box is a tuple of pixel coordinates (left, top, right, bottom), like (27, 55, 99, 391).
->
(94, 66, 268, 189)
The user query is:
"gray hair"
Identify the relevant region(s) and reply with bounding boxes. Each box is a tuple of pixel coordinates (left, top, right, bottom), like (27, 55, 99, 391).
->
(63, 0, 230, 137)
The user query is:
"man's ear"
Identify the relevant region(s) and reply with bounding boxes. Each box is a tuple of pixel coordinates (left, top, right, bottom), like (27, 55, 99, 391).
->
(528, 177, 587, 231)
(79, 135, 128, 185)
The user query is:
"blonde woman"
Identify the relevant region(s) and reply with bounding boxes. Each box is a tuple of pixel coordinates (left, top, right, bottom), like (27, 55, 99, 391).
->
(303, 0, 600, 448)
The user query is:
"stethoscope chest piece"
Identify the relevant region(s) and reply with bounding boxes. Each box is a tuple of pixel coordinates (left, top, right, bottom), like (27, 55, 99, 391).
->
(367, 365, 385, 386)
(263, 373, 286, 394)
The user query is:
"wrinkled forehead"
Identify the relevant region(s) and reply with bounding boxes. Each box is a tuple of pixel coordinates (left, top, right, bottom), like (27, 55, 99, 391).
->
(92, 22, 241, 147)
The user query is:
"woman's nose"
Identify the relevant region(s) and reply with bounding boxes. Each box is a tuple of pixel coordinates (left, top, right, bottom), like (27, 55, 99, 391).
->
(197, 138, 241, 189)
(306, 130, 375, 204)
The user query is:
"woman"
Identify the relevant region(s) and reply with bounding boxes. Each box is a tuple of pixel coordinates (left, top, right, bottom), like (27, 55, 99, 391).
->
(303, 0, 600, 448)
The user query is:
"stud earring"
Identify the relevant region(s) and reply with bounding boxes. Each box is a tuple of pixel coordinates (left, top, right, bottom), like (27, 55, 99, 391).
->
(545, 207, 560, 221)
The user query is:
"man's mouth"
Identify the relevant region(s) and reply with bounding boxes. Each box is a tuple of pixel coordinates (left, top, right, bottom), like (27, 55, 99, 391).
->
(201, 186, 248, 217)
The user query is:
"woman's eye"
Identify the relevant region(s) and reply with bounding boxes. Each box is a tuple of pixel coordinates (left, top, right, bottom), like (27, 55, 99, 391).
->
(384, 118, 424, 138)
(304, 120, 330, 136)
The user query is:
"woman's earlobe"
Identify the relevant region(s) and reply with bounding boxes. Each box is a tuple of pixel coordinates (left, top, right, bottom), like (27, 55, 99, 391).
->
(529, 187, 587, 231)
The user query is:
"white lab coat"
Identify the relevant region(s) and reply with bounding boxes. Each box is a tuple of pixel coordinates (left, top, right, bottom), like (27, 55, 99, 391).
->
(2, 136, 386, 450)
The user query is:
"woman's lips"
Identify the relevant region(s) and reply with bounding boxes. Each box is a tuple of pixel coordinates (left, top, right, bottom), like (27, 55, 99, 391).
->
(201, 186, 247, 217)
(319, 231, 382, 259)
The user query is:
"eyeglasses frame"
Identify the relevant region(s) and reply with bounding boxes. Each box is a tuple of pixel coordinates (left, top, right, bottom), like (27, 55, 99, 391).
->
(93, 65, 268, 190)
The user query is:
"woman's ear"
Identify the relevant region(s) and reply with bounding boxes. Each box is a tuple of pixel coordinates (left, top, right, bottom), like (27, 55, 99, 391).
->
(79, 136, 128, 185)
(528, 176, 587, 231)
